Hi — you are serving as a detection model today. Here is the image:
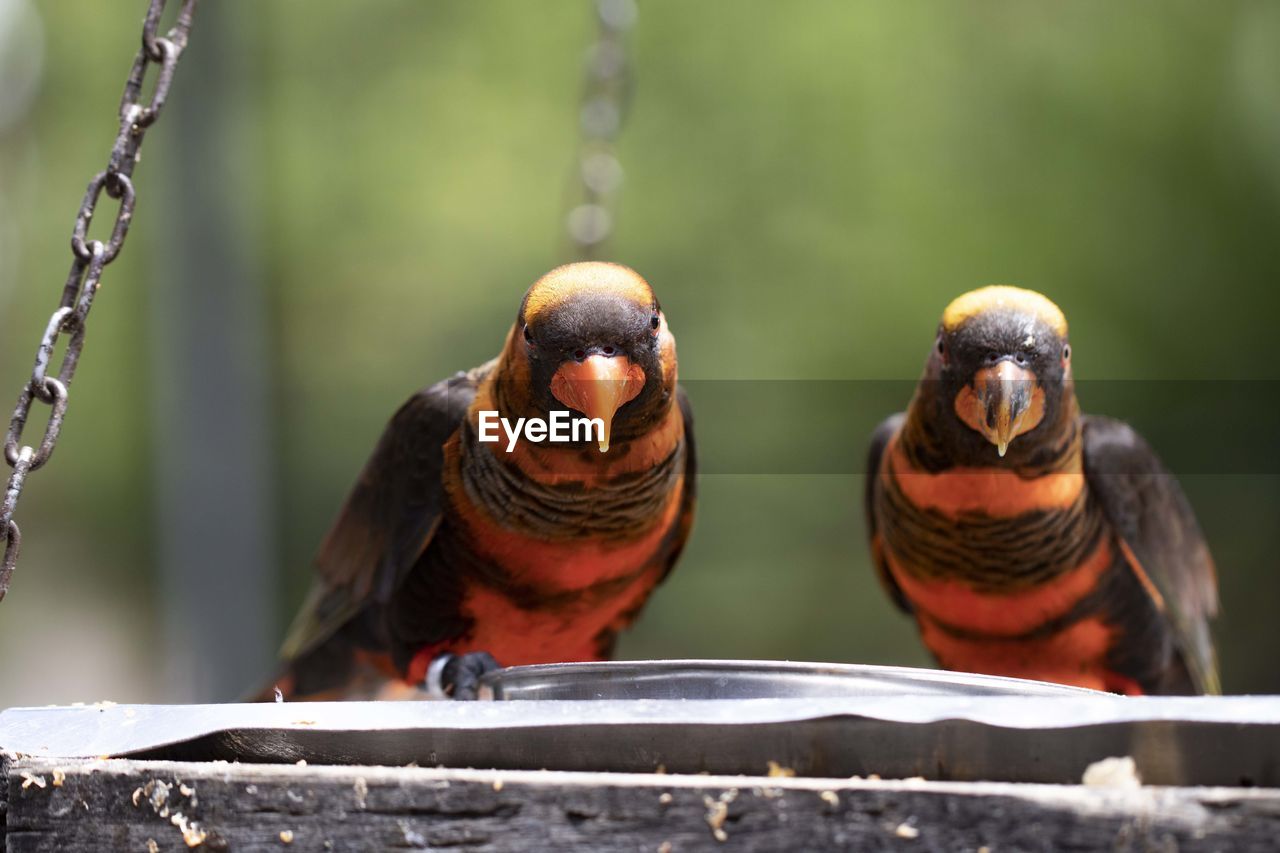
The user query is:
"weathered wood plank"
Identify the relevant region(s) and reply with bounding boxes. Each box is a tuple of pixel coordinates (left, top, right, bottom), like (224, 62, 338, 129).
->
(3, 758, 1280, 852)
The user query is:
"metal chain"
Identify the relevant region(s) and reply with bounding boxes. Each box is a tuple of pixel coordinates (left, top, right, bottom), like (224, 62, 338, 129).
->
(0, 0, 199, 603)
(566, 0, 637, 260)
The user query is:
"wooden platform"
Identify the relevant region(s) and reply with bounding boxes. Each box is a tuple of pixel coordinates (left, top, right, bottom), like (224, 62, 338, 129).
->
(4, 758, 1280, 852)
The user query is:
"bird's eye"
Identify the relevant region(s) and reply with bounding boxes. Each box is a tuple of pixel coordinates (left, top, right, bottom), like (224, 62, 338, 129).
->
(936, 338, 945, 356)
(1062, 344, 1071, 361)
(523, 325, 534, 344)
(650, 315, 661, 331)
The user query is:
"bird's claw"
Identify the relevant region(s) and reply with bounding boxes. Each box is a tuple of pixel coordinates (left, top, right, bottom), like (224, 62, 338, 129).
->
(428, 651, 500, 700)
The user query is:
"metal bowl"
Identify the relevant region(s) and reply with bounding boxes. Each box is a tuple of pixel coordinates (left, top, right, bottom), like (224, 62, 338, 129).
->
(477, 659, 1102, 701)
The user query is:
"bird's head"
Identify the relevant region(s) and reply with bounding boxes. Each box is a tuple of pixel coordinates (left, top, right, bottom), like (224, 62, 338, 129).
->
(926, 285, 1074, 460)
(502, 262, 677, 452)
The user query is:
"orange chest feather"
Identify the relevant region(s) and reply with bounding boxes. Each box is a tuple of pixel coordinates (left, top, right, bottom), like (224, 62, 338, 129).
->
(886, 537, 1113, 636)
(880, 436, 1105, 635)
(454, 474, 685, 590)
(917, 615, 1124, 693)
(886, 440, 1083, 518)
(455, 570, 663, 667)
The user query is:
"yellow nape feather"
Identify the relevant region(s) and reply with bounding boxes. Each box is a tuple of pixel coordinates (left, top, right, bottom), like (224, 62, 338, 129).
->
(522, 262, 654, 322)
(942, 285, 1068, 336)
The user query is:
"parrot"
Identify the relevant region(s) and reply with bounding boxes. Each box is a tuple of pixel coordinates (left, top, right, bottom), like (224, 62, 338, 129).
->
(865, 285, 1219, 695)
(267, 261, 696, 700)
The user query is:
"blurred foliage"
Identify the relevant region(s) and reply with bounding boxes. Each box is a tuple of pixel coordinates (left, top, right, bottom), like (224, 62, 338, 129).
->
(1, 0, 1278, 703)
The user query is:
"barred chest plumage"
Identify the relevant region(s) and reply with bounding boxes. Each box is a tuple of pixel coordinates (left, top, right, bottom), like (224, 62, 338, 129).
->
(382, 399, 690, 671)
(458, 417, 687, 542)
(872, 432, 1150, 692)
(876, 435, 1105, 592)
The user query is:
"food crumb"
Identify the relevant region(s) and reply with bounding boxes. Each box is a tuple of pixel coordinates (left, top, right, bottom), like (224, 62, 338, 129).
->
(132, 787, 144, 807)
(146, 840, 159, 853)
(658, 843, 672, 853)
(894, 823, 919, 839)
(147, 779, 171, 812)
(19, 772, 46, 790)
(295, 759, 307, 767)
(280, 829, 294, 844)
(766, 760, 795, 778)
(702, 790, 737, 843)
(51, 769, 66, 787)
(170, 812, 207, 847)
(704, 797, 728, 842)
(820, 790, 839, 806)
(353, 776, 369, 810)
(1082, 756, 1141, 789)
(658, 792, 673, 805)
(492, 779, 504, 792)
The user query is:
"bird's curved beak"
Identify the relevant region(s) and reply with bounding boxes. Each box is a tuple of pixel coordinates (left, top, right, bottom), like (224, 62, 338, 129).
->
(956, 361, 1043, 457)
(550, 355, 646, 452)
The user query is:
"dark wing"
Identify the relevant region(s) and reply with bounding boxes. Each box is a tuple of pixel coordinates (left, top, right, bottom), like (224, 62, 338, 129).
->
(1083, 416, 1220, 694)
(866, 413, 910, 613)
(278, 363, 489, 662)
(653, 385, 698, 585)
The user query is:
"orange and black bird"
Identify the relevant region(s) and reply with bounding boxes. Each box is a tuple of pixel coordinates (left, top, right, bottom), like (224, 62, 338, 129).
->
(270, 262, 695, 700)
(866, 286, 1219, 695)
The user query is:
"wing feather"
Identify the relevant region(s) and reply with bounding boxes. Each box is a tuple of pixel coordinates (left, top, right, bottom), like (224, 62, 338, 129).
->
(655, 385, 698, 584)
(278, 365, 486, 661)
(1083, 416, 1220, 694)
(865, 413, 910, 613)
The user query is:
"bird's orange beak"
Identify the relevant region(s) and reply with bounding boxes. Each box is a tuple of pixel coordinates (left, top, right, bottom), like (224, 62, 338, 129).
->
(550, 355, 646, 452)
(955, 361, 1045, 456)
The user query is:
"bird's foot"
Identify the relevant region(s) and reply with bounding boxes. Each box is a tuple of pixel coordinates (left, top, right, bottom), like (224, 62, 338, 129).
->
(425, 651, 500, 700)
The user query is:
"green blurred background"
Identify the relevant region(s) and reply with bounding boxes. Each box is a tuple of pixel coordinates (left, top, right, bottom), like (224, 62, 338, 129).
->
(1, 1, 1277, 704)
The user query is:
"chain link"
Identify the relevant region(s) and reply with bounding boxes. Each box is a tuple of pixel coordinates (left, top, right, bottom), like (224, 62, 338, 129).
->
(0, 0, 199, 603)
(566, 0, 637, 260)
